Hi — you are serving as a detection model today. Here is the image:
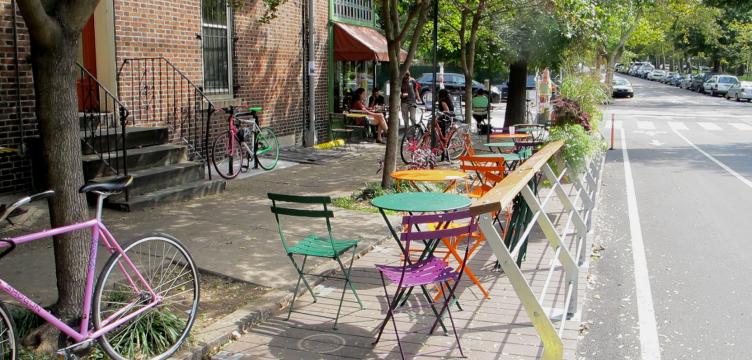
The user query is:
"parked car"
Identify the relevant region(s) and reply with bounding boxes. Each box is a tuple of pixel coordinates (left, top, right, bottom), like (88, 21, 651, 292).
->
(612, 77, 634, 98)
(724, 81, 752, 101)
(679, 74, 694, 89)
(703, 75, 739, 97)
(636, 64, 655, 78)
(647, 70, 667, 81)
(669, 73, 684, 86)
(615, 63, 625, 73)
(660, 72, 674, 83)
(691, 72, 715, 92)
(416, 73, 502, 103)
(494, 82, 509, 100)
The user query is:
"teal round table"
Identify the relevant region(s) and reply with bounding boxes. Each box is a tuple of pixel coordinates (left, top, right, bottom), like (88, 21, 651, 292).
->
(371, 192, 471, 213)
(371, 192, 471, 253)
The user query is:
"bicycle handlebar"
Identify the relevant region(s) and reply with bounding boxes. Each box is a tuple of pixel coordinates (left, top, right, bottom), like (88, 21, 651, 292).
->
(0, 190, 54, 225)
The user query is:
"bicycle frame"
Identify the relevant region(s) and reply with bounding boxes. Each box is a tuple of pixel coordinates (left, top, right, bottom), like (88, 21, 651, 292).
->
(225, 110, 263, 169)
(0, 203, 160, 343)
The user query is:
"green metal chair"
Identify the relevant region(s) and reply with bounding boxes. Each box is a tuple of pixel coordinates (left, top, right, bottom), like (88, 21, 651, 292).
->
(268, 193, 364, 329)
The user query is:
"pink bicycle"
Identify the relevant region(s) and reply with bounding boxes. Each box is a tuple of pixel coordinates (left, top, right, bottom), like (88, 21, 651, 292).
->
(0, 176, 199, 359)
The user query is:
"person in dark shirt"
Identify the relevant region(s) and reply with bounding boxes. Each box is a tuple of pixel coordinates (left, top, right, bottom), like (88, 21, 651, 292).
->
(401, 72, 418, 126)
(368, 87, 385, 109)
(350, 88, 388, 143)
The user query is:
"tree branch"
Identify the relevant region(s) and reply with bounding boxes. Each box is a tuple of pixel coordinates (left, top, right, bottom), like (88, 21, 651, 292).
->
(60, 0, 100, 32)
(15, 0, 59, 46)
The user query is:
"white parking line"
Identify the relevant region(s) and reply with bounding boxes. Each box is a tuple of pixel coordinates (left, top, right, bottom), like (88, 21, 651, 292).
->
(667, 121, 688, 131)
(620, 128, 662, 360)
(672, 129, 752, 189)
(697, 122, 722, 131)
(637, 121, 655, 130)
(729, 123, 752, 131)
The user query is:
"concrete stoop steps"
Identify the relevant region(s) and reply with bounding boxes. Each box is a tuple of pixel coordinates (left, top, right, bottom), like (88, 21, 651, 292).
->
(82, 125, 225, 211)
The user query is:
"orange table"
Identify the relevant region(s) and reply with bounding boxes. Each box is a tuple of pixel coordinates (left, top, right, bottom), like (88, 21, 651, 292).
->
(390, 169, 468, 192)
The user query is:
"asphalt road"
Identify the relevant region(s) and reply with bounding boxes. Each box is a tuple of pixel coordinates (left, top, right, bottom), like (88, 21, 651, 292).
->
(579, 76, 752, 360)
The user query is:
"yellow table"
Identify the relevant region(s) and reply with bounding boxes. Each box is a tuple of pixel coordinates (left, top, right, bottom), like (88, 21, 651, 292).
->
(489, 133, 530, 140)
(391, 169, 468, 192)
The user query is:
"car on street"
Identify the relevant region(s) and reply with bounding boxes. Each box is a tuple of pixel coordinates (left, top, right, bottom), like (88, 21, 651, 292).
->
(679, 74, 694, 89)
(416, 73, 502, 103)
(691, 72, 715, 93)
(703, 75, 739, 97)
(612, 76, 634, 98)
(636, 64, 655, 78)
(660, 72, 675, 84)
(724, 81, 752, 102)
(647, 70, 667, 81)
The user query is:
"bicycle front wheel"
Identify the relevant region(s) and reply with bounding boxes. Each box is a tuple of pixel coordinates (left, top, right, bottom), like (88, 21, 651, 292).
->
(94, 234, 199, 360)
(400, 125, 423, 164)
(0, 302, 16, 360)
(211, 132, 247, 179)
(446, 127, 467, 160)
(256, 127, 279, 170)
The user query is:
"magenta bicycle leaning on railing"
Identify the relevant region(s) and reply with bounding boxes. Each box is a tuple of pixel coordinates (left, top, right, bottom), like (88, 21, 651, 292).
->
(0, 176, 199, 360)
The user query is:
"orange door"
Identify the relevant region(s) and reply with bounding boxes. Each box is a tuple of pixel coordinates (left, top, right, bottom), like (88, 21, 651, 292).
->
(77, 16, 99, 112)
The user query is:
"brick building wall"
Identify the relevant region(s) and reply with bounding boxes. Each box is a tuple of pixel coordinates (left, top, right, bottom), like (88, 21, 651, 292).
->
(0, 0, 333, 194)
(232, 0, 330, 142)
(0, 0, 35, 193)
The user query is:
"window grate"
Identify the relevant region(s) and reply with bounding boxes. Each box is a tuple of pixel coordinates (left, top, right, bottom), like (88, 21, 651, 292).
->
(202, 0, 231, 95)
(333, 0, 373, 24)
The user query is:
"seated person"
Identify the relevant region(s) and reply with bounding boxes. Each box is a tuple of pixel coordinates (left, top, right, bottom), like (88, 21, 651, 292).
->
(350, 87, 388, 143)
(368, 87, 385, 110)
(472, 89, 490, 134)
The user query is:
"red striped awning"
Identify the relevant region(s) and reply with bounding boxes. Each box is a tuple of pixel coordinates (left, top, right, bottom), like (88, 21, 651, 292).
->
(333, 22, 407, 62)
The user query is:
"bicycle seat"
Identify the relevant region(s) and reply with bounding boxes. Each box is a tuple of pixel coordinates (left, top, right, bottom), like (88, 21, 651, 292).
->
(79, 176, 134, 194)
(234, 112, 255, 118)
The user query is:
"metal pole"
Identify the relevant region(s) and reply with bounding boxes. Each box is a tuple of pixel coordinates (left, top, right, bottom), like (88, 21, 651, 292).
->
(430, 0, 438, 149)
(609, 113, 615, 150)
(304, 0, 317, 146)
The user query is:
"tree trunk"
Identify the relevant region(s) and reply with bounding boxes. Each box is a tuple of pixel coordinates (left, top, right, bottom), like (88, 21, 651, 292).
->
(31, 33, 89, 320)
(464, 74, 473, 125)
(504, 59, 528, 126)
(381, 56, 402, 188)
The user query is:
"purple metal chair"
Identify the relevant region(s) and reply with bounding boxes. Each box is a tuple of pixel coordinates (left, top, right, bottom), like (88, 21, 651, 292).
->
(372, 210, 478, 359)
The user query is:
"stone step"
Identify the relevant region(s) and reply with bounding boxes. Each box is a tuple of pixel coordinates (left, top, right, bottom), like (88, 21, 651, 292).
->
(105, 179, 226, 212)
(89, 162, 206, 199)
(81, 144, 187, 179)
(81, 126, 169, 155)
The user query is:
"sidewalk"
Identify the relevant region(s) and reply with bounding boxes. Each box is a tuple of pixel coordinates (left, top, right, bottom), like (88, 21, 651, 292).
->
(211, 182, 586, 360)
(0, 144, 394, 302)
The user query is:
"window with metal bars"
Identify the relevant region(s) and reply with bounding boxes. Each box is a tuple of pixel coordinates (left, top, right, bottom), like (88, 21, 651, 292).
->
(333, 0, 373, 24)
(202, 0, 232, 95)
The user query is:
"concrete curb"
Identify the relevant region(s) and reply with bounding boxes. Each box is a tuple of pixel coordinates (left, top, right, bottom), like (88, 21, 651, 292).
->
(176, 234, 391, 360)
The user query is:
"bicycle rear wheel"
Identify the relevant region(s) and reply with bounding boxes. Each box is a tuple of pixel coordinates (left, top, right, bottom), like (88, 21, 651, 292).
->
(256, 127, 279, 170)
(94, 234, 199, 360)
(400, 125, 424, 164)
(211, 132, 247, 179)
(0, 302, 16, 360)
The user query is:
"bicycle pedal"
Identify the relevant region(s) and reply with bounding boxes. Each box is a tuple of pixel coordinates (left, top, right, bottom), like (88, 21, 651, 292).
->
(56, 339, 94, 359)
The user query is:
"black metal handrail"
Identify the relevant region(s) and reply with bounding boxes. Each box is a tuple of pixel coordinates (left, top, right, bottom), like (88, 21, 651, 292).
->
(77, 63, 130, 188)
(116, 57, 216, 179)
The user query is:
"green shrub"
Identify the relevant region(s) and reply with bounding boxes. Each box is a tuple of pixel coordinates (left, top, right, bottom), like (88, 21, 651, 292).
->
(547, 124, 604, 173)
(558, 72, 609, 129)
